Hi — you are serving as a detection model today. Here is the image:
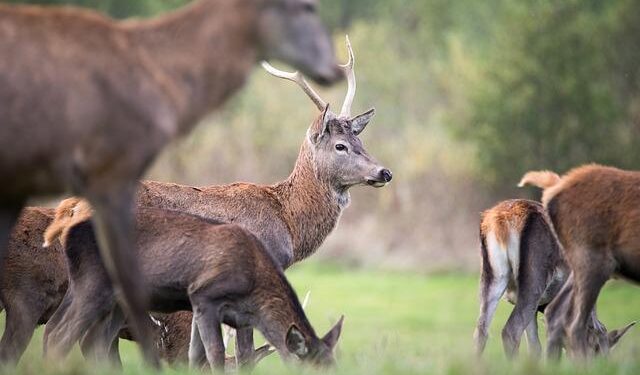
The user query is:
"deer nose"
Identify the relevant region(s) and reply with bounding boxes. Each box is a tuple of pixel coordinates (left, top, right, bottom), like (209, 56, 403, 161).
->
(380, 169, 393, 183)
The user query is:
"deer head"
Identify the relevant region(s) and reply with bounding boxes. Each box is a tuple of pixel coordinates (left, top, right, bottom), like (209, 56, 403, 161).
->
(263, 36, 393, 192)
(586, 317, 635, 356)
(257, 0, 342, 85)
(546, 274, 636, 358)
(285, 315, 344, 367)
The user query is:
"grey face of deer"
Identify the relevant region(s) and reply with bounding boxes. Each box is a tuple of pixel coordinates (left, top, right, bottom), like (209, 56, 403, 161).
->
(285, 316, 344, 368)
(257, 0, 342, 85)
(308, 108, 392, 190)
(587, 319, 635, 357)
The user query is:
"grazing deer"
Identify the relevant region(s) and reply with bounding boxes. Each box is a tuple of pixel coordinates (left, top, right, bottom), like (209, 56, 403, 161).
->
(520, 165, 639, 358)
(0, 0, 341, 363)
(474, 199, 567, 358)
(43, 207, 345, 371)
(475, 197, 635, 359)
(542, 273, 635, 360)
(0, 206, 197, 365)
(47, 36, 388, 363)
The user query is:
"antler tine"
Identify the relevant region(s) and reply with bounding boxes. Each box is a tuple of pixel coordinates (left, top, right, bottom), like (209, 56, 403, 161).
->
(339, 35, 356, 118)
(261, 61, 327, 111)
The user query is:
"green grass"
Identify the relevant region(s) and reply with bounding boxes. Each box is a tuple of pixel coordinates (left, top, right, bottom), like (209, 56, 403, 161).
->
(3, 262, 640, 374)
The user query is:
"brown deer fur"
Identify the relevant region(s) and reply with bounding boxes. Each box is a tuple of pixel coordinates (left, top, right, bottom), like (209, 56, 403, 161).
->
(0, 0, 341, 362)
(0, 206, 196, 364)
(475, 199, 567, 358)
(43, 207, 344, 371)
(520, 164, 638, 358)
(42, 43, 385, 366)
(475, 198, 633, 359)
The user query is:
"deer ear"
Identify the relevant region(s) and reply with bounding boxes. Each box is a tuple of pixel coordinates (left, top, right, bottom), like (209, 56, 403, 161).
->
(350, 108, 375, 135)
(309, 104, 332, 144)
(608, 321, 636, 348)
(321, 315, 344, 350)
(286, 325, 309, 357)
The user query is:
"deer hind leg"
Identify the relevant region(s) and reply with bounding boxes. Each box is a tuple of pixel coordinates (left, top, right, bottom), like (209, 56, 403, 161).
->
(44, 286, 115, 360)
(544, 273, 574, 360)
(502, 213, 555, 359)
(0, 298, 43, 363)
(43, 289, 74, 354)
(235, 327, 255, 369)
(567, 249, 613, 360)
(80, 306, 125, 366)
(188, 318, 207, 369)
(524, 314, 542, 356)
(191, 299, 225, 372)
(474, 233, 509, 355)
(85, 183, 159, 368)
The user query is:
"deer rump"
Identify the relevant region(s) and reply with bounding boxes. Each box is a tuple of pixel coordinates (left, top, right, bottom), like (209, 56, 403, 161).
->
(475, 199, 566, 357)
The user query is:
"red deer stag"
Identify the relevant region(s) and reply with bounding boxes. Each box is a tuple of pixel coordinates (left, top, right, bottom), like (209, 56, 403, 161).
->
(45, 36, 389, 365)
(520, 165, 638, 359)
(44, 206, 344, 371)
(474, 199, 632, 358)
(0, 0, 341, 363)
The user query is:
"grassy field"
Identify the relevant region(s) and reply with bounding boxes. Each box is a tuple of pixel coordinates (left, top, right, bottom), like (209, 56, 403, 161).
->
(4, 262, 640, 375)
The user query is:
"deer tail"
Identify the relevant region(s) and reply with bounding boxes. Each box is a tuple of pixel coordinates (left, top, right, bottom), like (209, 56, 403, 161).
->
(518, 170, 561, 190)
(43, 197, 92, 247)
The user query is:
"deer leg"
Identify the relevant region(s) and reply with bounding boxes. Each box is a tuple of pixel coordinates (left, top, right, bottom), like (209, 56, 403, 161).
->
(80, 306, 125, 366)
(86, 184, 159, 368)
(108, 338, 122, 367)
(192, 301, 225, 372)
(188, 318, 207, 369)
(545, 274, 575, 361)
(0, 300, 42, 363)
(235, 327, 255, 369)
(474, 235, 509, 355)
(567, 251, 612, 360)
(44, 288, 114, 360)
(43, 289, 74, 354)
(502, 291, 541, 358)
(524, 314, 542, 357)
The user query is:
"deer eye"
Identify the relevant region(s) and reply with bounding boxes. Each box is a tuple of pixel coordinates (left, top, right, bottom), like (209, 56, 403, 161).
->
(335, 144, 347, 152)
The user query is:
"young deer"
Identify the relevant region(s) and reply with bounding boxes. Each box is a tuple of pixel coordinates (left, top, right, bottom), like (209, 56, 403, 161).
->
(0, 0, 341, 362)
(50, 37, 388, 363)
(475, 199, 567, 358)
(0, 205, 198, 365)
(475, 198, 635, 359)
(520, 165, 639, 359)
(43, 206, 344, 371)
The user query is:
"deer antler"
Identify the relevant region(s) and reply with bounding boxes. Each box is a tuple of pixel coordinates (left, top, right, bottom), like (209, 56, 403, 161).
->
(261, 61, 327, 111)
(339, 35, 356, 118)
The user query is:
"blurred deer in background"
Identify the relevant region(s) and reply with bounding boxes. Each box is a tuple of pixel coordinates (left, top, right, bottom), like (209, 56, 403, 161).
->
(0, 0, 342, 364)
(44, 206, 344, 371)
(520, 165, 639, 359)
(46, 36, 389, 365)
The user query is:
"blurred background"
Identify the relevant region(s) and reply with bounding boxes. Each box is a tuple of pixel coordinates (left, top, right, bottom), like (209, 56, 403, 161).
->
(9, 0, 640, 272)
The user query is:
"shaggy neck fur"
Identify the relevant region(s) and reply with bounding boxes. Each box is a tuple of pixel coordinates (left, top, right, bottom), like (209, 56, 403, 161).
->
(274, 136, 347, 263)
(126, 0, 259, 131)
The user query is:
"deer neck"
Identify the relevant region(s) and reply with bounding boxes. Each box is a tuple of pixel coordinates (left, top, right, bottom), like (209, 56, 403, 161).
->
(274, 140, 348, 264)
(256, 281, 319, 354)
(126, 0, 259, 131)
